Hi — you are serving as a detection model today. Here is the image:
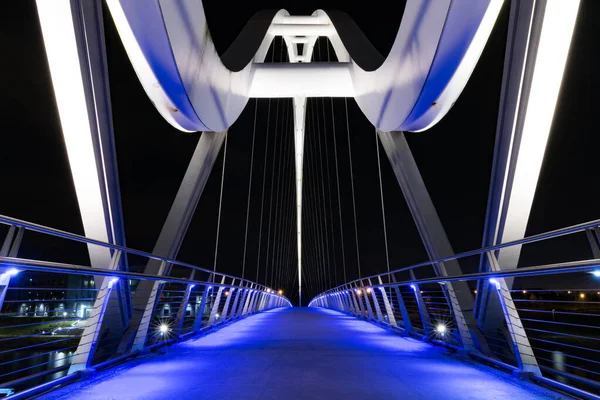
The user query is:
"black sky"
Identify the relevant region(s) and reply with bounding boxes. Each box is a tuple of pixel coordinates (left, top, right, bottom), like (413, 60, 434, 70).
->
(0, 1, 599, 305)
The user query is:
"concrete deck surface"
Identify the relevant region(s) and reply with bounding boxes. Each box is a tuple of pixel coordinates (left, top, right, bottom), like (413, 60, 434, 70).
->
(40, 307, 567, 399)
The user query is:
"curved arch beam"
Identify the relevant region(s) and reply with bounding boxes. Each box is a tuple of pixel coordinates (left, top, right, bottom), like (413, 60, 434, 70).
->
(107, 0, 503, 133)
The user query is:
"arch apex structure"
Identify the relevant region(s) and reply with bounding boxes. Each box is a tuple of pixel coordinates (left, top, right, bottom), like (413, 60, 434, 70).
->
(105, 0, 504, 133)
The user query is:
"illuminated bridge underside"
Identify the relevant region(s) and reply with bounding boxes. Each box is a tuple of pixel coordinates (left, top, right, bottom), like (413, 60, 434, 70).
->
(41, 308, 563, 400)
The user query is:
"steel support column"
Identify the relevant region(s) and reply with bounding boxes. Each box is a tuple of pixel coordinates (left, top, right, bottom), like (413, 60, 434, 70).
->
(487, 253, 540, 374)
(378, 130, 476, 351)
(476, 0, 580, 331)
(124, 131, 225, 352)
(37, 0, 131, 337)
(69, 251, 121, 372)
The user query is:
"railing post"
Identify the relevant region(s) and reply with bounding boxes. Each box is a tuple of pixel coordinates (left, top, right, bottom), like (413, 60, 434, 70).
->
(241, 285, 255, 315)
(361, 281, 376, 321)
(391, 275, 413, 334)
(69, 251, 122, 373)
(0, 226, 23, 311)
(131, 261, 168, 352)
(487, 252, 540, 376)
(228, 285, 243, 319)
(351, 284, 364, 317)
(377, 277, 396, 327)
(220, 282, 235, 321)
(173, 270, 196, 336)
(409, 279, 434, 340)
(192, 284, 210, 332)
(208, 276, 226, 325)
(367, 278, 384, 323)
(235, 285, 251, 317)
(435, 266, 477, 352)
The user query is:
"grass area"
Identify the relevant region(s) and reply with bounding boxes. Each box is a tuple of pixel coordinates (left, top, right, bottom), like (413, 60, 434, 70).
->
(0, 317, 78, 336)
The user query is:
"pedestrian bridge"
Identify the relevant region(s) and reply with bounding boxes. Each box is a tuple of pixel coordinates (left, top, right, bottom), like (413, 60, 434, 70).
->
(37, 307, 563, 400)
(2, 1, 597, 399)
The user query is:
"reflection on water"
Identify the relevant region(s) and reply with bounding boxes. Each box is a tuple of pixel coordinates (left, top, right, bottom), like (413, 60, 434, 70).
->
(0, 350, 74, 392)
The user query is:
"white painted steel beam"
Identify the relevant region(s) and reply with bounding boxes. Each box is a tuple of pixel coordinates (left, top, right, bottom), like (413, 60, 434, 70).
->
(477, 1, 580, 334)
(249, 63, 354, 98)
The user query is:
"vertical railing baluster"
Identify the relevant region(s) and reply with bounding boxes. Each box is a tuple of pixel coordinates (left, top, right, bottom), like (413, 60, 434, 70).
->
(487, 252, 540, 376)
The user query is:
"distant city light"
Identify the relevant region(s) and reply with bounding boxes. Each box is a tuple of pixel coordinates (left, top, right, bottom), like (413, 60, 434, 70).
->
(216, 313, 220, 319)
(522, 290, 527, 294)
(592, 270, 600, 277)
(278, 289, 283, 295)
(568, 291, 572, 294)
(224, 291, 229, 297)
(159, 324, 169, 335)
(579, 293, 586, 300)
(474, 290, 477, 294)
(356, 289, 362, 295)
(366, 288, 372, 294)
(63, 312, 68, 317)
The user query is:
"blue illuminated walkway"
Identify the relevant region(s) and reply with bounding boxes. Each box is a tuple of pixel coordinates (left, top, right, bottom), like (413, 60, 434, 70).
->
(42, 308, 565, 399)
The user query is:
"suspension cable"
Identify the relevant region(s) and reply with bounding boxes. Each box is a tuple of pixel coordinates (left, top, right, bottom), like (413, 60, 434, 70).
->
(319, 38, 338, 287)
(309, 99, 327, 293)
(241, 99, 259, 279)
(326, 42, 347, 284)
(264, 38, 285, 287)
(345, 98, 361, 279)
(212, 131, 229, 273)
(375, 128, 391, 273)
(255, 40, 276, 283)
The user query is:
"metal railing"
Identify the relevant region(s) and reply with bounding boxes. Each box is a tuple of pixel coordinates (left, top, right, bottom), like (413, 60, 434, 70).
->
(0, 214, 291, 399)
(310, 219, 600, 400)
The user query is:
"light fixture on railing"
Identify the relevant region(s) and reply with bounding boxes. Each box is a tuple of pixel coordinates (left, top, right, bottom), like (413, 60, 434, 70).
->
(3, 268, 20, 277)
(489, 278, 501, 290)
(107, 277, 119, 289)
(435, 324, 447, 336)
(159, 324, 170, 335)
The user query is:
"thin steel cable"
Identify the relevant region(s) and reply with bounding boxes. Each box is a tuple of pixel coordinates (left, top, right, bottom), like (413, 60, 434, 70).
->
(344, 98, 361, 278)
(212, 131, 228, 273)
(265, 38, 284, 287)
(307, 100, 326, 294)
(241, 99, 259, 279)
(271, 100, 289, 289)
(314, 41, 332, 289)
(326, 44, 347, 284)
(255, 40, 276, 283)
(303, 103, 321, 294)
(375, 128, 391, 273)
(320, 38, 338, 287)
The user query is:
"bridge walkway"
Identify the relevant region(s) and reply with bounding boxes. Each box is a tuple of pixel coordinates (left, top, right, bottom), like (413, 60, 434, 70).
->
(40, 308, 566, 399)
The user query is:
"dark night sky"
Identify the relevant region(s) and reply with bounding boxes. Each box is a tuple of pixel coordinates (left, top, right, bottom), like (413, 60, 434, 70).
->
(0, 1, 599, 304)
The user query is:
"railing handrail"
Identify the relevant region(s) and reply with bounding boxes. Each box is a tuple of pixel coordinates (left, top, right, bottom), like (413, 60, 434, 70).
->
(0, 256, 289, 304)
(0, 214, 284, 297)
(314, 217, 600, 297)
(310, 258, 600, 304)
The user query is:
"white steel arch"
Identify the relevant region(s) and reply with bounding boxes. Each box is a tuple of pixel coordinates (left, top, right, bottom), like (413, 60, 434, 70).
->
(105, 1, 504, 304)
